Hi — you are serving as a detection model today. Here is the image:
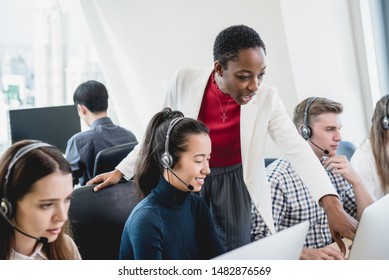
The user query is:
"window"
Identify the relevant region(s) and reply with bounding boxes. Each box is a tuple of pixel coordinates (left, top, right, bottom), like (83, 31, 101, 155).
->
(0, 0, 105, 154)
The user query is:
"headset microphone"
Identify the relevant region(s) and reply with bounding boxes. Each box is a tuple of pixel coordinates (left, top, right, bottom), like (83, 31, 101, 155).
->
(300, 97, 329, 155)
(308, 139, 329, 155)
(14, 226, 49, 245)
(0, 208, 48, 245)
(165, 165, 194, 191)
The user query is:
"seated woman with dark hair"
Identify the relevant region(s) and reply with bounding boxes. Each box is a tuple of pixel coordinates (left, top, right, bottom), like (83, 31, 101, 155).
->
(119, 108, 224, 260)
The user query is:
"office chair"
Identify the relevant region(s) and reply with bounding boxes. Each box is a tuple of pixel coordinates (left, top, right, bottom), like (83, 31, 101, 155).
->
(93, 142, 138, 177)
(337, 140, 357, 161)
(69, 180, 141, 260)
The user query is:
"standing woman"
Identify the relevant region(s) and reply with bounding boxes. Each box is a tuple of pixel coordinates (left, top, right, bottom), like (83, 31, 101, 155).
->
(119, 108, 224, 259)
(351, 94, 389, 200)
(91, 25, 356, 253)
(0, 140, 81, 260)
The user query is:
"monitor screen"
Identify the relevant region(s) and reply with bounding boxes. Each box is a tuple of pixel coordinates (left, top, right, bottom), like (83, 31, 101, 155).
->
(9, 105, 81, 153)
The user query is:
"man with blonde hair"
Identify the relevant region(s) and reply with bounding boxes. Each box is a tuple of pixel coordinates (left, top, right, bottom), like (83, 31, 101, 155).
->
(252, 97, 373, 259)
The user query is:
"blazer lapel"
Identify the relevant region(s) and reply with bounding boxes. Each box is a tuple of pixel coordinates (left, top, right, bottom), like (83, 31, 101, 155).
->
(240, 95, 257, 158)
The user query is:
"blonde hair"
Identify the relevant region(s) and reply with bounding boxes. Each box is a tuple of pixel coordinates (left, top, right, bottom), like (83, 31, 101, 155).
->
(293, 97, 343, 128)
(370, 95, 389, 194)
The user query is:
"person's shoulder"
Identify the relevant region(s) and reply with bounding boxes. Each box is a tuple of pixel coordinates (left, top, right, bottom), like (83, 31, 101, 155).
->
(359, 138, 372, 152)
(266, 158, 294, 178)
(70, 129, 95, 141)
(351, 138, 372, 160)
(266, 157, 291, 170)
(254, 83, 280, 105)
(108, 122, 137, 139)
(117, 126, 137, 138)
(174, 67, 213, 80)
(68, 131, 83, 141)
(66, 130, 91, 148)
(260, 82, 277, 90)
(176, 66, 211, 74)
(128, 196, 160, 221)
(124, 200, 163, 235)
(266, 159, 307, 192)
(258, 82, 278, 95)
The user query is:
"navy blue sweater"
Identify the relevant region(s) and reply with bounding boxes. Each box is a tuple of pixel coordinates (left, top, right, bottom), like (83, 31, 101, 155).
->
(119, 177, 225, 259)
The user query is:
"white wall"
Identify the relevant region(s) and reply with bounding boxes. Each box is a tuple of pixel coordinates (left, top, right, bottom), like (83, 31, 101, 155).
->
(80, 0, 369, 156)
(279, 0, 368, 146)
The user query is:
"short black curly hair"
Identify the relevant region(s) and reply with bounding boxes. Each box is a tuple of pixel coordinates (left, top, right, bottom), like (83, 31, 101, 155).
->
(213, 25, 266, 69)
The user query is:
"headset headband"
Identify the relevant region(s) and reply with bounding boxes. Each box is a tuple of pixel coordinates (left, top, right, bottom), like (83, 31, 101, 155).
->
(164, 117, 185, 156)
(161, 117, 185, 169)
(303, 97, 317, 129)
(2, 142, 52, 200)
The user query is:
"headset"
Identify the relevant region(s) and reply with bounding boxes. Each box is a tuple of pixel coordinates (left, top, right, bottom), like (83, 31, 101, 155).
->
(1, 142, 52, 218)
(300, 97, 317, 140)
(161, 117, 185, 169)
(160, 117, 194, 191)
(381, 95, 389, 130)
(299, 97, 329, 155)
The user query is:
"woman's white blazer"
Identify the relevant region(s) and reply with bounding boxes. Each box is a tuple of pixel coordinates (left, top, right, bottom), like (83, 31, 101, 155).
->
(117, 67, 337, 233)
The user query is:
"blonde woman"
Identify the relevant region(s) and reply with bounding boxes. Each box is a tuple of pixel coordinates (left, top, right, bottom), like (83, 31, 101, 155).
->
(351, 95, 389, 200)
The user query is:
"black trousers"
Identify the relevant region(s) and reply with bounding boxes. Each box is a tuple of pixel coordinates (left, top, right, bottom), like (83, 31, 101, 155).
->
(200, 163, 251, 252)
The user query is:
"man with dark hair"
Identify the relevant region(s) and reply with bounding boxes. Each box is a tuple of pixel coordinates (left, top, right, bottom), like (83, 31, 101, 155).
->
(65, 80, 137, 185)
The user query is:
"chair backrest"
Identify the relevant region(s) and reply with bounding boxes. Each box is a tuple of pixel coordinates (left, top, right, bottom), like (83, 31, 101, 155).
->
(265, 158, 278, 167)
(337, 140, 356, 161)
(93, 142, 137, 177)
(69, 181, 141, 259)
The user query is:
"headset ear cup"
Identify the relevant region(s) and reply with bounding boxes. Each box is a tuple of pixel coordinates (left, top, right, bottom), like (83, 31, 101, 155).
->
(301, 97, 316, 140)
(0, 198, 12, 218)
(382, 117, 389, 130)
(301, 126, 311, 140)
(161, 153, 173, 169)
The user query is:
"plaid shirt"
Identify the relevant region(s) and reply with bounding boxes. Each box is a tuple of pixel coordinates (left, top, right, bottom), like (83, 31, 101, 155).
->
(251, 158, 357, 248)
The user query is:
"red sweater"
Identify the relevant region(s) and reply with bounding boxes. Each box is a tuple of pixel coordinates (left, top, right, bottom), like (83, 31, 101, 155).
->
(198, 73, 241, 167)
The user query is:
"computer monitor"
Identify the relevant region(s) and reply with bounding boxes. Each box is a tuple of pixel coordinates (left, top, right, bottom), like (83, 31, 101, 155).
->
(213, 221, 309, 260)
(9, 105, 81, 153)
(347, 194, 389, 260)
